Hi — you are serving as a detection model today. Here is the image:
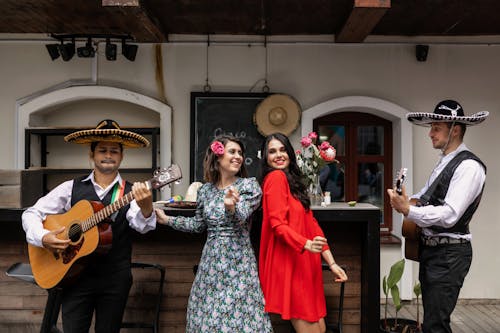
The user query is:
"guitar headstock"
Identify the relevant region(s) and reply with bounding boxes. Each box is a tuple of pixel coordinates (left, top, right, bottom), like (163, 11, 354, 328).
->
(150, 164, 182, 190)
(395, 167, 407, 195)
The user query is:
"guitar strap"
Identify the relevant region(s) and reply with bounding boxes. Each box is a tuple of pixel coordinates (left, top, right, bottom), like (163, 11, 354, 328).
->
(109, 179, 126, 221)
(110, 179, 126, 203)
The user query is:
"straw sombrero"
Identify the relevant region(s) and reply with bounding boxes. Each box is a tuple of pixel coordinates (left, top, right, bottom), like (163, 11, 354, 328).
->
(64, 119, 150, 148)
(254, 94, 301, 136)
(407, 100, 489, 126)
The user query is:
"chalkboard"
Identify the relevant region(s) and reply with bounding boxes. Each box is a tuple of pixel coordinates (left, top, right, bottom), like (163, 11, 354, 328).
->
(190, 92, 269, 182)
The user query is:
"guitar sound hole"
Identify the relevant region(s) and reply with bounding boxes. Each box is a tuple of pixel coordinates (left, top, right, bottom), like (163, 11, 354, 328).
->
(68, 224, 82, 242)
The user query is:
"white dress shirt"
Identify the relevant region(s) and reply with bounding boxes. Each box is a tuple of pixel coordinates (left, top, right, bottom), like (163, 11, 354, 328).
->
(408, 143, 486, 240)
(22, 171, 156, 247)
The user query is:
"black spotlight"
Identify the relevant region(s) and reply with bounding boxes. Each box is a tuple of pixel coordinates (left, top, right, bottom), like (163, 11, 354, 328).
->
(122, 39, 138, 61)
(416, 44, 429, 62)
(46, 44, 60, 60)
(105, 39, 117, 61)
(77, 38, 95, 58)
(58, 39, 75, 61)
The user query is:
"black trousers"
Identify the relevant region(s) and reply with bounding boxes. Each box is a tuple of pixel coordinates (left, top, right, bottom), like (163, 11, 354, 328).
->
(419, 242, 472, 333)
(61, 267, 132, 333)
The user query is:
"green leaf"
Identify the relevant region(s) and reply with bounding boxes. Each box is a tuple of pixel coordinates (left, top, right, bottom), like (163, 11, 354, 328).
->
(413, 281, 421, 297)
(382, 276, 387, 295)
(387, 259, 405, 288)
(391, 284, 401, 310)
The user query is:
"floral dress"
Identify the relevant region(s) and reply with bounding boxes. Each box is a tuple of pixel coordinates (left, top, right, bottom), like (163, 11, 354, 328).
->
(167, 177, 273, 333)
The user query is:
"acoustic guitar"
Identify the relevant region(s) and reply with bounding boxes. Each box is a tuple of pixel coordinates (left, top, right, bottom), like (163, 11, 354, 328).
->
(396, 168, 421, 262)
(28, 165, 182, 289)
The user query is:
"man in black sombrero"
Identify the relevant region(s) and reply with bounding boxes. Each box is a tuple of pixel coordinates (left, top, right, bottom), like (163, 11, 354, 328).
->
(387, 100, 488, 333)
(22, 120, 157, 333)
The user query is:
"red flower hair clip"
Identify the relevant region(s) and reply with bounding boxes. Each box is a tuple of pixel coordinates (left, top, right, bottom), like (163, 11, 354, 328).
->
(210, 140, 225, 156)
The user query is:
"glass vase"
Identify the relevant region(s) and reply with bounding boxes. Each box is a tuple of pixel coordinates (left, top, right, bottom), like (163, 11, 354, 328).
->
(308, 174, 323, 206)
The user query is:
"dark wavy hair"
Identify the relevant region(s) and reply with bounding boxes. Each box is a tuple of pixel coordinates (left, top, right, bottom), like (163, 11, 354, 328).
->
(203, 134, 248, 184)
(259, 132, 310, 210)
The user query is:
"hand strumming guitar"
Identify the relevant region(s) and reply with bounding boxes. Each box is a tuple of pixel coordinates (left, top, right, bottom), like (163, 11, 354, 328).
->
(42, 226, 70, 253)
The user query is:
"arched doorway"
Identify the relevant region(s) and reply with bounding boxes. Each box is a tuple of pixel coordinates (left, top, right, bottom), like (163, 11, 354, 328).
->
(16, 84, 172, 198)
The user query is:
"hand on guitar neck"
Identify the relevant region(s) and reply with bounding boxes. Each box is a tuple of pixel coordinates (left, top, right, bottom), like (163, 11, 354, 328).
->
(387, 168, 410, 216)
(387, 168, 421, 262)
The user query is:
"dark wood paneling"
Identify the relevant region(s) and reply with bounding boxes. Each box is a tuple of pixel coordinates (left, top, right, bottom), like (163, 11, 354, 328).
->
(0, 205, 379, 333)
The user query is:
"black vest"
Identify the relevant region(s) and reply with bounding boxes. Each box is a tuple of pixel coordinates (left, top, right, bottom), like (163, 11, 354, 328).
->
(71, 176, 133, 272)
(418, 150, 486, 234)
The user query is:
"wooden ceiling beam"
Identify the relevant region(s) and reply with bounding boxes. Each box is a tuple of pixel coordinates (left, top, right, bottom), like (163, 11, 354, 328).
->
(102, 0, 139, 6)
(336, 0, 390, 43)
(102, 0, 168, 42)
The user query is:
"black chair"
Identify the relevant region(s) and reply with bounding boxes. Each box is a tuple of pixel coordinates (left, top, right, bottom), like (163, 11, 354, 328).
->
(5, 262, 63, 333)
(121, 262, 166, 333)
(322, 263, 346, 333)
(290, 264, 346, 333)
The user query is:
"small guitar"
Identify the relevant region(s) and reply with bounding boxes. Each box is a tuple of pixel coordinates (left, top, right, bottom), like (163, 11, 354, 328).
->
(28, 165, 182, 289)
(396, 168, 421, 262)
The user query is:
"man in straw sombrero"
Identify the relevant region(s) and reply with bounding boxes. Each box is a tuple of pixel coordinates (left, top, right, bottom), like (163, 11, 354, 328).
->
(387, 100, 488, 333)
(22, 119, 158, 332)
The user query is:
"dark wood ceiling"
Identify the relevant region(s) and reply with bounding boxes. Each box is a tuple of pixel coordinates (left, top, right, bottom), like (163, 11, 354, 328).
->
(1, 0, 500, 43)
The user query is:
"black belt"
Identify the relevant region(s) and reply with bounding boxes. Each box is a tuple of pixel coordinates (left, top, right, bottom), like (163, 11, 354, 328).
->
(421, 236, 470, 247)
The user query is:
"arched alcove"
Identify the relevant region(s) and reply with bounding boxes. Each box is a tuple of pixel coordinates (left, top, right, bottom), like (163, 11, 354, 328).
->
(301, 95, 414, 299)
(16, 85, 172, 198)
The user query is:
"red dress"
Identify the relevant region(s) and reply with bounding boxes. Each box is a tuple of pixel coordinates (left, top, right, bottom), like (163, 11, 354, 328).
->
(259, 170, 329, 322)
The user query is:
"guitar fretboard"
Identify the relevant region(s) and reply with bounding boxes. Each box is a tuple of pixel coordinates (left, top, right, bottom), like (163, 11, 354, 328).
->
(80, 181, 151, 232)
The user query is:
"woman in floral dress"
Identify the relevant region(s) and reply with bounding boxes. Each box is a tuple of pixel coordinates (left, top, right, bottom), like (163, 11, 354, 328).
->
(156, 134, 273, 333)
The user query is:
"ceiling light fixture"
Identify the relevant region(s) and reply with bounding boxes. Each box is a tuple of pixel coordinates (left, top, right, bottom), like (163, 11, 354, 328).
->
(77, 37, 95, 58)
(58, 38, 75, 61)
(45, 44, 60, 60)
(122, 39, 138, 61)
(105, 38, 117, 61)
(46, 34, 135, 61)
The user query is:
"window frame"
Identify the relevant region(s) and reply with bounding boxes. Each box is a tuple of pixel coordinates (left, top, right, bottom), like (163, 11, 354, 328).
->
(313, 111, 393, 234)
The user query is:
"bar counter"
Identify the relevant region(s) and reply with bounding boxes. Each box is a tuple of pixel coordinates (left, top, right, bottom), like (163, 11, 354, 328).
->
(0, 203, 380, 333)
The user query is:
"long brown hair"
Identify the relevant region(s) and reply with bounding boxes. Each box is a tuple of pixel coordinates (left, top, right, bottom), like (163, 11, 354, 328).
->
(259, 132, 310, 210)
(203, 134, 248, 184)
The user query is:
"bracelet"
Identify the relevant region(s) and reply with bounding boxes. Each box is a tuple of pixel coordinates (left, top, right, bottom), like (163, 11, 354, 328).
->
(329, 262, 337, 268)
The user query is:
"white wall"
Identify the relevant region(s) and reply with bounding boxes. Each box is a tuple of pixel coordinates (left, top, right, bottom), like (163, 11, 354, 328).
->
(0, 36, 499, 299)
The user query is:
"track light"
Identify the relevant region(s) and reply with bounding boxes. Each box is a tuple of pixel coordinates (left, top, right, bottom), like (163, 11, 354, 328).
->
(77, 37, 95, 58)
(105, 38, 117, 61)
(122, 39, 138, 61)
(46, 44, 60, 60)
(46, 34, 135, 61)
(58, 39, 75, 61)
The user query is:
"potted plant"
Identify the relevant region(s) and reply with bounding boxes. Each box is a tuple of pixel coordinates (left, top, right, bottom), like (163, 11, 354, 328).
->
(380, 259, 422, 333)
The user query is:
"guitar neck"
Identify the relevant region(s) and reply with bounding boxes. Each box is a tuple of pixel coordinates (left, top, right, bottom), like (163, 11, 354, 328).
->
(81, 181, 151, 232)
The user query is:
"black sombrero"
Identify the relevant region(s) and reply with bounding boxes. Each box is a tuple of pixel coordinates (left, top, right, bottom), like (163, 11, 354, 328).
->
(64, 119, 150, 148)
(406, 100, 489, 126)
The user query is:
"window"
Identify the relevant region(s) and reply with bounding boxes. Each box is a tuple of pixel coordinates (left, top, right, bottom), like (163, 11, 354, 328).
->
(314, 112, 393, 233)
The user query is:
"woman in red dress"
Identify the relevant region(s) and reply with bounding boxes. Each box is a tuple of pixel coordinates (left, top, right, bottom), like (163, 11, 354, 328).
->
(259, 133, 348, 333)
